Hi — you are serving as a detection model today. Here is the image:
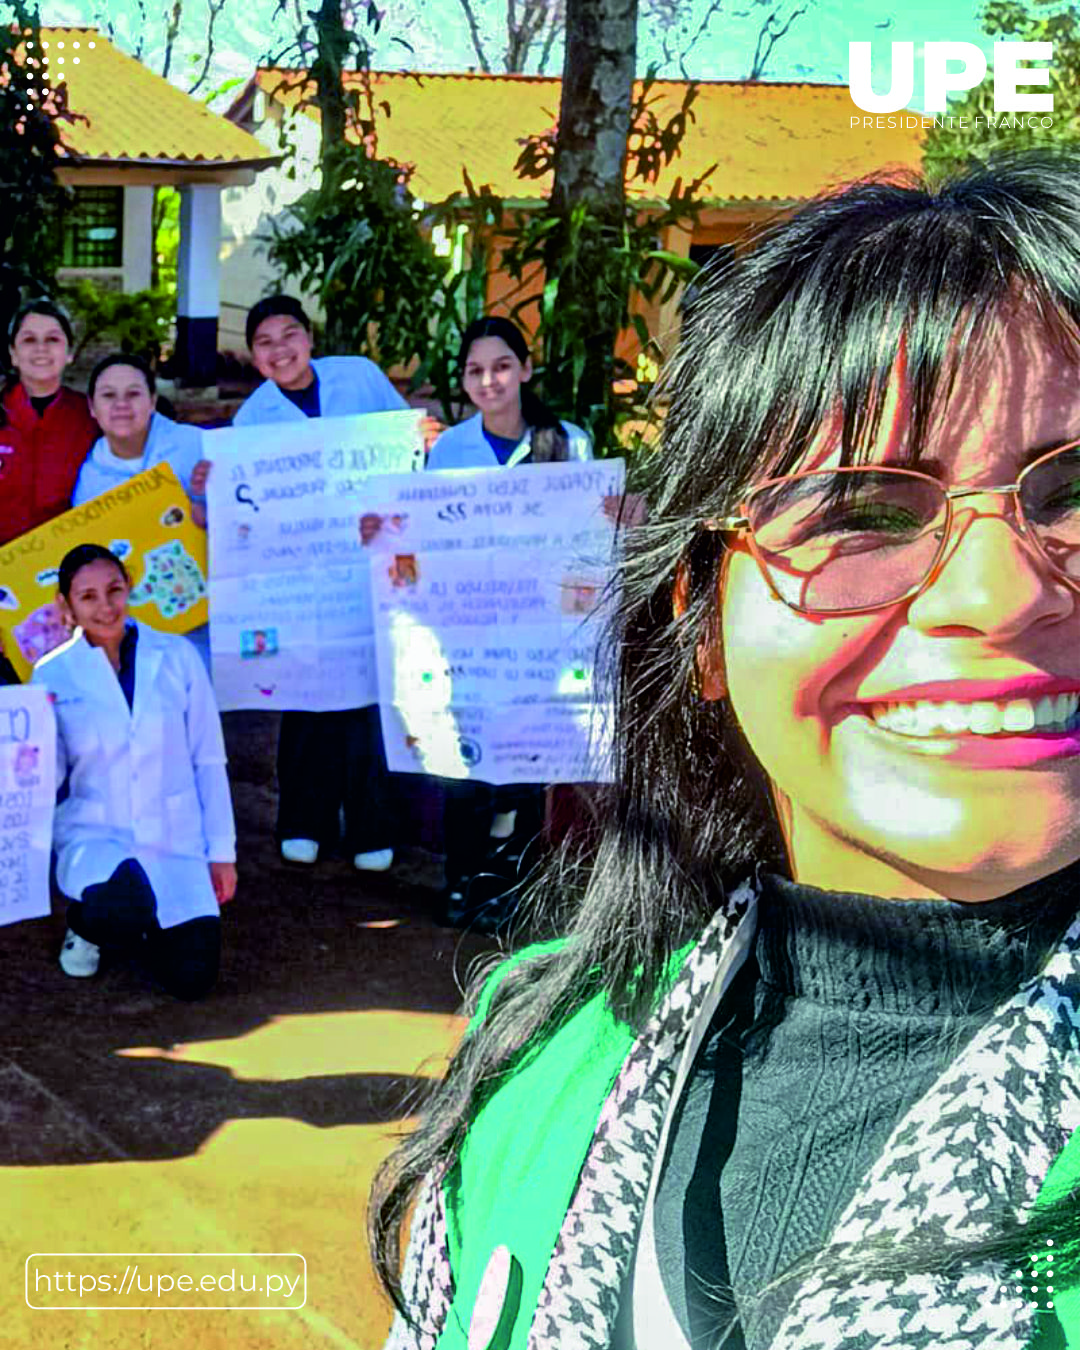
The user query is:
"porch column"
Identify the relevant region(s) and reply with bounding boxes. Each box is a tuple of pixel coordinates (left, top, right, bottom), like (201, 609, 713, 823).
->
(175, 184, 222, 386)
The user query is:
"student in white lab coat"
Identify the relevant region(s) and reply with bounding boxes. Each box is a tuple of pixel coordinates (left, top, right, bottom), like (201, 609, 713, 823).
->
(425, 315, 592, 470)
(74, 353, 212, 669)
(426, 317, 593, 928)
(233, 295, 410, 871)
(33, 544, 237, 999)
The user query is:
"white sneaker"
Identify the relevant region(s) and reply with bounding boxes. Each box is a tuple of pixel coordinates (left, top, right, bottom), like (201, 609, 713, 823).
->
(59, 928, 100, 978)
(281, 838, 319, 864)
(353, 847, 394, 872)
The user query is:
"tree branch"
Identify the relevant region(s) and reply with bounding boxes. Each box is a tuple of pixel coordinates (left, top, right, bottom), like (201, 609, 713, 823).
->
(160, 0, 183, 80)
(133, 0, 148, 61)
(456, 0, 492, 72)
(749, 3, 808, 80)
(682, 0, 725, 63)
(537, 1, 563, 74)
(187, 0, 226, 95)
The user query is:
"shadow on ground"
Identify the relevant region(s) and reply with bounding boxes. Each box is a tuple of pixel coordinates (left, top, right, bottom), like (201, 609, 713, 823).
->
(0, 711, 498, 1167)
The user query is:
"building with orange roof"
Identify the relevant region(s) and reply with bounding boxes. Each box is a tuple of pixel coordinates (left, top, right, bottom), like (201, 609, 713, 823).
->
(35, 28, 276, 383)
(222, 69, 925, 361)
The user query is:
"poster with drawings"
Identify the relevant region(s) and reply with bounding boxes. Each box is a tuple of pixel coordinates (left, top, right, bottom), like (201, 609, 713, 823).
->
(0, 465, 207, 681)
(366, 459, 625, 785)
(204, 411, 424, 711)
(0, 686, 56, 927)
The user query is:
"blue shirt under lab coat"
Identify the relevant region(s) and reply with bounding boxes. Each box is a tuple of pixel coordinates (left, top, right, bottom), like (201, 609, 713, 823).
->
(426, 413, 592, 470)
(232, 356, 408, 425)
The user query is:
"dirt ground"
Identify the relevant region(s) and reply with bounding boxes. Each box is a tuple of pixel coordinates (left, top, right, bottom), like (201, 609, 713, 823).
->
(0, 711, 499, 1349)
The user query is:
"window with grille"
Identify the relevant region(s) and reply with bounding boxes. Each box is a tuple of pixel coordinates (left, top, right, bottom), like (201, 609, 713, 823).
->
(61, 187, 124, 268)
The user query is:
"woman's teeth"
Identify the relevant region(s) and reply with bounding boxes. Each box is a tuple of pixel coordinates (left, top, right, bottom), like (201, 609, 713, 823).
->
(870, 692, 1080, 737)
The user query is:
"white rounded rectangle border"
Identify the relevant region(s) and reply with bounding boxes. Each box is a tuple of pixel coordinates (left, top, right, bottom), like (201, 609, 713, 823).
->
(24, 1253, 307, 1310)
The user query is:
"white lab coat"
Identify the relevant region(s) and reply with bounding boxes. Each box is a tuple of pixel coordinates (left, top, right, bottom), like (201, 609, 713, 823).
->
(232, 355, 408, 425)
(73, 412, 211, 671)
(73, 412, 206, 506)
(426, 414, 592, 470)
(32, 621, 235, 928)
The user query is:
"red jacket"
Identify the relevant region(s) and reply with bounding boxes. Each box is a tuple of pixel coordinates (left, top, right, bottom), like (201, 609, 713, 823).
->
(0, 383, 97, 546)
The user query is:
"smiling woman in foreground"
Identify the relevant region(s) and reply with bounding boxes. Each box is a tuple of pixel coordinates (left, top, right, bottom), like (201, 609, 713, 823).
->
(371, 152, 1080, 1349)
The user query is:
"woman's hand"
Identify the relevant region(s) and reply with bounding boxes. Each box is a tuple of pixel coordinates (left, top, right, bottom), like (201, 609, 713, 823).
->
(190, 459, 212, 497)
(189, 460, 211, 528)
(421, 416, 445, 452)
(210, 861, 237, 905)
(603, 493, 648, 527)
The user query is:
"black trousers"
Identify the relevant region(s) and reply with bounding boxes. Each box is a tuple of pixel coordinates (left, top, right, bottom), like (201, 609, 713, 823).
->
(441, 781, 545, 889)
(276, 706, 396, 853)
(66, 858, 220, 1001)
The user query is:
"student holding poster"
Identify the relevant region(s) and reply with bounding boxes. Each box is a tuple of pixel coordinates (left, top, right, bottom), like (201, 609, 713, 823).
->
(426, 316, 591, 471)
(33, 544, 236, 999)
(427, 317, 593, 928)
(373, 156, 1080, 1348)
(0, 300, 96, 547)
(75, 354, 209, 523)
(74, 353, 212, 668)
(234, 295, 409, 871)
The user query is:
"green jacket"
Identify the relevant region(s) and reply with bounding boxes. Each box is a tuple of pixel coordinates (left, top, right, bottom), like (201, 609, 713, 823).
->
(392, 907, 1080, 1350)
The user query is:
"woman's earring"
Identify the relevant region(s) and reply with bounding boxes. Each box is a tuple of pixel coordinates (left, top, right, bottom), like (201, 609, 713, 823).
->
(689, 663, 703, 700)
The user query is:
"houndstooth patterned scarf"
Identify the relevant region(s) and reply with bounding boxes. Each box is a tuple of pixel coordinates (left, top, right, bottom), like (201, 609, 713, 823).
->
(386, 879, 1080, 1350)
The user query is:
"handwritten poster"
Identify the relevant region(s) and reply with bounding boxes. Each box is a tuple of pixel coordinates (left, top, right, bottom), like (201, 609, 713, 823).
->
(0, 686, 56, 927)
(0, 465, 208, 682)
(204, 412, 424, 711)
(366, 460, 625, 784)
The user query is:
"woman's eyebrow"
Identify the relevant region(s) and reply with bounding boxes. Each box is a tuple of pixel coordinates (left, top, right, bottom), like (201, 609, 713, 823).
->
(914, 437, 1080, 480)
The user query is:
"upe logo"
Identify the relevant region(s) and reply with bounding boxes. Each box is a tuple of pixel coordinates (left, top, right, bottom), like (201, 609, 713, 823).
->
(848, 41, 1052, 114)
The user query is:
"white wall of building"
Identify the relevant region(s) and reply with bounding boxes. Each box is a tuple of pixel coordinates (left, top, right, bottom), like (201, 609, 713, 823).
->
(122, 185, 155, 293)
(219, 102, 321, 352)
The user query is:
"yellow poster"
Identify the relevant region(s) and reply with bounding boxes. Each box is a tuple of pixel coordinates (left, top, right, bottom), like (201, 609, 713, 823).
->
(0, 464, 208, 681)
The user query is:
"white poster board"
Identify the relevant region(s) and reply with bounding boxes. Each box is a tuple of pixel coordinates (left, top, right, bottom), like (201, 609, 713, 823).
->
(204, 412, 423, 711)
(0, 685, 56, 927)
(366, 459, 625, 784)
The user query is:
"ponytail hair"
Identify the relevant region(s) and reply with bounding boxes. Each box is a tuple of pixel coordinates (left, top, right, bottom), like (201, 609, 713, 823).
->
(457, 316, 570, 462)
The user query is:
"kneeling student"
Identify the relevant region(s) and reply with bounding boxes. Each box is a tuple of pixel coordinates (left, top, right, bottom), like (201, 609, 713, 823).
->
(34, 544, 236, 999)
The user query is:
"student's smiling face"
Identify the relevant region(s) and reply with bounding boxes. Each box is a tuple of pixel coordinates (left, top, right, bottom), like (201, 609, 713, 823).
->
(90, 364, 155, 447)
(9, 313, 69, 397)
(60, 559, 131, 649)
(715, 315, 1080, 901)
(250, 315, 314, 391)
(461, 336, 532, 423)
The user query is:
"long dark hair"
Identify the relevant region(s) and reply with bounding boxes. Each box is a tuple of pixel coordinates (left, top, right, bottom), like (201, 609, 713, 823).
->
(372, 152, 1080, 1312)
(458, 315, 571, 462)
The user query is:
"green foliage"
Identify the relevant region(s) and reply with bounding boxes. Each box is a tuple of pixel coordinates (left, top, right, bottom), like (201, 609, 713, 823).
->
(263, 142, 448, 371)
(501, 75, 710, 455)
(151, 186, 179, 297)
(0, 1, 76, 337)
(923, 1, 1074, 178)
(60, 278, 174, 364)
(261, 41, 704, 451)
(419, 172, 501, 419)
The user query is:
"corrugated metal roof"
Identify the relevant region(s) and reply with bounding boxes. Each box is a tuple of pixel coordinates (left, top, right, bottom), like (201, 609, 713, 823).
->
(36, 28, 275, 167)
(239, 69, 924, 202)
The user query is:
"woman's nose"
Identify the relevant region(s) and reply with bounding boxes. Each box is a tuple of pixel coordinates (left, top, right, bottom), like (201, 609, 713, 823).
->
(907, 499, 1076, 636)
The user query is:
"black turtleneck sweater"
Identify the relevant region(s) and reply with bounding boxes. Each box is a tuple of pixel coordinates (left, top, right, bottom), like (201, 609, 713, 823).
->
(651, 868, 1080, 1350)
